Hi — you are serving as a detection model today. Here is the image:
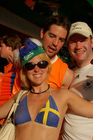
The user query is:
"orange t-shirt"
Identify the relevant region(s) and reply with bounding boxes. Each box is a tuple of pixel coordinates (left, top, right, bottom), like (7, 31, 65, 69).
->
(0, 63, 21, 125)
(47, 55, 68, 88)
(0, 63, 21, 106)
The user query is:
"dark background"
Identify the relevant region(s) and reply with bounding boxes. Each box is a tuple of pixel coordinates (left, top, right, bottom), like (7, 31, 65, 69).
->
(0, 0, 93, 29)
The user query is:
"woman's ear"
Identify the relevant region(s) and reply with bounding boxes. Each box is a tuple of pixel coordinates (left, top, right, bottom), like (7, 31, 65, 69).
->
(40, 28, 44, 39)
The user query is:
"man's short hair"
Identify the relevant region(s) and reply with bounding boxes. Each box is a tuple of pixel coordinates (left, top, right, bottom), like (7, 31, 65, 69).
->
(42, 15, 71, 36)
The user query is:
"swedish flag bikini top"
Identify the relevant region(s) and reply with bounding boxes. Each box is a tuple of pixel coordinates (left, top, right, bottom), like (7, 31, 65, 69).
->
(15, 95, 60, 128)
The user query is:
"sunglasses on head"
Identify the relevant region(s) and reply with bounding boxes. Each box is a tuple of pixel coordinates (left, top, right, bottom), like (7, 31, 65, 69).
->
(25, 61, 48, 70)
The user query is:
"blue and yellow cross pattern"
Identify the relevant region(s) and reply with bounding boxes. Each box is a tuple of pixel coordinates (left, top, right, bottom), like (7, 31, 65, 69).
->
(35, 96, 60, 127)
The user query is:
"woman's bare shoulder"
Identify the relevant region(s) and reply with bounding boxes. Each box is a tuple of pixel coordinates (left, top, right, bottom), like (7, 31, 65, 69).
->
(51, 87, 70, 99)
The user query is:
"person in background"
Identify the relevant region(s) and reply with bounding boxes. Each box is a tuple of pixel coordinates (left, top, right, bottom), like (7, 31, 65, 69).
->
(0, 35, 22, 106)
(62, 22, 93, 140)
(1, 38, 93, 140)
(40, 15, 74, 89)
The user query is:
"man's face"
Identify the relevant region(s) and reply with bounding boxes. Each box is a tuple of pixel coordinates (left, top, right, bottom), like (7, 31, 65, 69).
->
(40, 24, 67, 59)
(68, 34, 93, 66)
(0, 43, 9, 58)
(0, 43, 13, 62)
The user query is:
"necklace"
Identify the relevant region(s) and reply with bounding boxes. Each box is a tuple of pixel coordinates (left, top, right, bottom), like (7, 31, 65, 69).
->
(30, 84, 50, 94)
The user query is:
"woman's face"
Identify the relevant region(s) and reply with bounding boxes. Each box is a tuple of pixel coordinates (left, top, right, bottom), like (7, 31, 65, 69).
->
(25, 55, 49, 86)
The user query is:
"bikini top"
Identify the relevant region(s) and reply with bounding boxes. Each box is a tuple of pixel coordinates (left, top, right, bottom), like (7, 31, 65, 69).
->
(14, 95, 60, 128)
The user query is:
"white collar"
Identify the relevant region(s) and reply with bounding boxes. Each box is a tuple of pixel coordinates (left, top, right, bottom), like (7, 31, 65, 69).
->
(51, 55, 58, 64)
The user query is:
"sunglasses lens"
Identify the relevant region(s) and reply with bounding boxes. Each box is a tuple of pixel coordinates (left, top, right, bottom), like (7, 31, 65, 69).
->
(25, 62, 35, 70)
(25, 61, 48, 70)
(38, 61, 48, 68)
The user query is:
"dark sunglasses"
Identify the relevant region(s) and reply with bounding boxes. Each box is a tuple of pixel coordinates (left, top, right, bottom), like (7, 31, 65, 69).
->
(25, 61, 48, 70)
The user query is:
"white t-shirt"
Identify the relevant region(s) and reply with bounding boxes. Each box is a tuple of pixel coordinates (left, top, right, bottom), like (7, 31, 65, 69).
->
(63, 63, 93, 140)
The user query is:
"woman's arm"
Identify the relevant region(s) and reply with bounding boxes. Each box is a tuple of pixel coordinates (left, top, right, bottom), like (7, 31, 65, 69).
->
(0, 93, 18, 119)
(67, 90, 93, 118)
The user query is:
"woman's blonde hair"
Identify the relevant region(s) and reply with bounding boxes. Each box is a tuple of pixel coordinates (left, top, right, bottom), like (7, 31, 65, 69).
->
(20, 53, 52, 89)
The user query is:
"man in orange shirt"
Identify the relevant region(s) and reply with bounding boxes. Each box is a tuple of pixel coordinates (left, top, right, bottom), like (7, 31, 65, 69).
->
(40, 15, 74, 88)
(0, 35, 22, 106)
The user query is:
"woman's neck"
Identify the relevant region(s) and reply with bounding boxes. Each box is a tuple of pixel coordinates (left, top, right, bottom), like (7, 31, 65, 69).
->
(30, 83, 50, 94)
